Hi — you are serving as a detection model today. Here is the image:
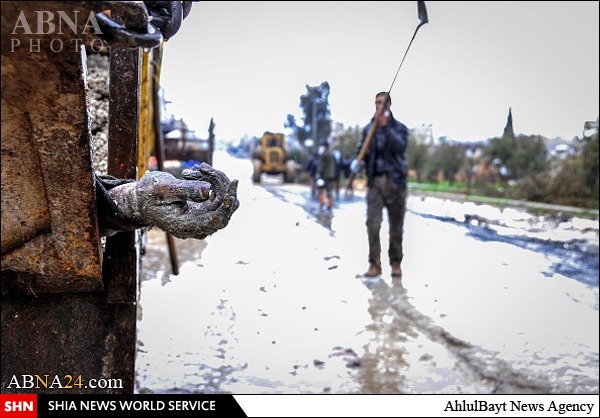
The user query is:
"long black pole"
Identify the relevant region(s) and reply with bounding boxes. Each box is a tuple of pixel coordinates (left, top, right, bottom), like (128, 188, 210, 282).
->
(346, 1, 429, 193)
(151, 46, 180, 276)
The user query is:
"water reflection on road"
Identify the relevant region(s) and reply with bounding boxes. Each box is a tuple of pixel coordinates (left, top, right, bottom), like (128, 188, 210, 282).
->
(135, 152, 599, 395)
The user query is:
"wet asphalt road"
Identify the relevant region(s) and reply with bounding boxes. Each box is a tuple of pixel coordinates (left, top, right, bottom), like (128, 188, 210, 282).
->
(135, 151, 598, 395)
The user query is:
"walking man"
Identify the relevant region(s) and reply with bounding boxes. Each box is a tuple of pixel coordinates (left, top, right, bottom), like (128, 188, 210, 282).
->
(351, 92, 409, 278)
(315, 140, 337, 211)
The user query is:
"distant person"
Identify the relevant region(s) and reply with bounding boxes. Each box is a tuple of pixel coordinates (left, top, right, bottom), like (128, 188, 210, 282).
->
(332, 148, 342, 198)
(341, 155, 354, 196)
(350, 92, 409, 278)
(305, 152, 319, 198)
(315, 140, 337, 211)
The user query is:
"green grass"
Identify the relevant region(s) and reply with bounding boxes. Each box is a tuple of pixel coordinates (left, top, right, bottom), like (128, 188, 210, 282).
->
(408, 181, 599, 220)
(408, 181, 466, 194)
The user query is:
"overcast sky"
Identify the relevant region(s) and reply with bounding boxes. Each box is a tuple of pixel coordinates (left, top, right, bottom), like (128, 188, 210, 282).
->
(159, 1, 599, 143)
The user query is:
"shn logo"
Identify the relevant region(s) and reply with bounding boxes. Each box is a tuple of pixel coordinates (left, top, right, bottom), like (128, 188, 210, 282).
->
(4, 402, 33, 412)
(0, 394, 37, 417)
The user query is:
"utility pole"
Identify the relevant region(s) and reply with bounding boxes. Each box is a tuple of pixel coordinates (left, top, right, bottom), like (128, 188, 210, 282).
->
(312, 97, 319, 145)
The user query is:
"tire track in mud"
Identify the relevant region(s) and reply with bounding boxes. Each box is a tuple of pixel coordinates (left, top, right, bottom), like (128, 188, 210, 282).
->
(364, 277, 555, 394)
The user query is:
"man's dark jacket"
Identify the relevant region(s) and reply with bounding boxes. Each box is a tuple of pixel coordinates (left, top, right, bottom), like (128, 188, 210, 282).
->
(356, 111, 409, 188)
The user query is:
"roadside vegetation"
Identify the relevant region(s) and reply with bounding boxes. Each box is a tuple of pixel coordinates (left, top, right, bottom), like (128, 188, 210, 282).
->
(228, 82, 599, 219)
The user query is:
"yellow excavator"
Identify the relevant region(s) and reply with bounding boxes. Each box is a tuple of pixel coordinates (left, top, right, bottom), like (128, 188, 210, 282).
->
(251, 131, 296, 183)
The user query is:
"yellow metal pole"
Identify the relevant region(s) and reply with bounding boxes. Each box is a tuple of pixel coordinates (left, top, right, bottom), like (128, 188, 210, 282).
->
(138, 48, 156, 178)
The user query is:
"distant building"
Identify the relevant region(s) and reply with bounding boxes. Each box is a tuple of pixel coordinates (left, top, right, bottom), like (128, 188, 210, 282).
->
(411, 123, 435, 145)
(163, 117, 214, 167)
(583, 116, 598, 138)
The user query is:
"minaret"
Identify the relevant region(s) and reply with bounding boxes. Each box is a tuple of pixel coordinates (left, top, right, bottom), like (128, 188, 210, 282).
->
(503, 107, 514, 139)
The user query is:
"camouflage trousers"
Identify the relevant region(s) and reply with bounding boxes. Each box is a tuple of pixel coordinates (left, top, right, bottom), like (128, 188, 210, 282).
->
(365, 174, 408, 268)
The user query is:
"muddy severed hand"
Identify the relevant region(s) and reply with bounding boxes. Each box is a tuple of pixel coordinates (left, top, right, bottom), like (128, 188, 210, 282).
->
(106, 163, 239, 239)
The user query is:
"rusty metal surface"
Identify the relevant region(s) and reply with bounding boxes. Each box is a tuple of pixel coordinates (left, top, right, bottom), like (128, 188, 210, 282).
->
(1, 2, 159, 294)
(0, 1, 187, 395)
(0, 105, 52, 255)
(1, 4, 104, 293)
(1, 292, 135, 394)
(103, 47, 140, 303)
(107, 48, 140, 180)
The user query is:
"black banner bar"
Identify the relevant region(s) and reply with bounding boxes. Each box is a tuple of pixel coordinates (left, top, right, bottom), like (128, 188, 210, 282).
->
(37, 394, 248, 417)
